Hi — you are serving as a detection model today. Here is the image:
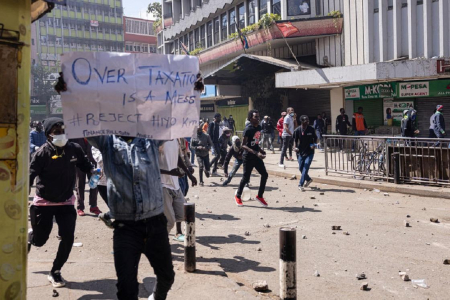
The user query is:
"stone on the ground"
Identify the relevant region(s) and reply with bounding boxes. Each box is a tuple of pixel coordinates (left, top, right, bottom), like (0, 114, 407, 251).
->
(404, 221, 410, 227)
(263, 223, 270, 228)
(52, 289, 59, 297)
(256, 247, 262, 252)
(290, 175, 297, 180)
(313, 204, 318, 207)
(430, 218, 439, 223)
(443, 259, 450, 265)
(244, 231, 250, 236)
(343, 231, 350, 235)
(320, 192, 325, 195)
(73, 242, 83, 247)
(398, 272, 410, 281)
(406, 215, 411, 218)
(302, 235, 307, 239)
(356, 273, 366, 280)
(384, 193, 389, 196)
(310, 196, 316, 200)
(314, 270, 320, 277)
(360, 282, 369, 291)
(252, 280, 268, 292)
(332, 226, 341, 230)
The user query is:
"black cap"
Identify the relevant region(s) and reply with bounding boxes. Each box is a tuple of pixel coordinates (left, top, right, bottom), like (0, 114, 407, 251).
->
(214, 113, 221, 118)
(44, 117, 64, 136)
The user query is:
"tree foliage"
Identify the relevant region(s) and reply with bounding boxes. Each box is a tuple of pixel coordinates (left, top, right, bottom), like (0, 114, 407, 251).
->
(147, 2, 162, 19)
(31, 64, 58, 116)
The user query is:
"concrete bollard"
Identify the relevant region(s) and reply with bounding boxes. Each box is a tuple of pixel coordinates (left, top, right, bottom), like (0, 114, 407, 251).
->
(280, 227, 296, 300)
(184, 203, 196, 272)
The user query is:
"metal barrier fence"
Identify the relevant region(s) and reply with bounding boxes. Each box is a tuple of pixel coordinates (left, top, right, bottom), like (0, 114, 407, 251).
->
(323, 135, 450, 186)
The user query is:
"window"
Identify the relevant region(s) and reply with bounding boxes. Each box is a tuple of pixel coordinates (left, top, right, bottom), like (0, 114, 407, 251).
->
(189, 31, 194, 51)
(207, 21, 213, 47)
(197, 0, 202, 8)
(47, 18, 53, 26)
(69, 22, 75, 30)
(31, 38, 35, 46)
(229, 9, 236, 34)
(248, 0, 256, 25)
(238, 4, 245, 29)
(287, 0, 311, 16)
(195, 28, 200, 48)
(259, 0, 267, 18)
(56, 37, 62, 46)
(39, 20, 45, 27)
(125, 43, 132, 51)
(272, 0, 281, 15)
(214, 17, 220, 44)
(221, 13, 228, 41)
(200, 25, 206, 48)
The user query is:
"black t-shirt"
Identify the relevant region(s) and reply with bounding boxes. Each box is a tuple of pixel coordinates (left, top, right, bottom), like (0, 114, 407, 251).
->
(293, 125, 317, 157)
(243, 124, 262, 156)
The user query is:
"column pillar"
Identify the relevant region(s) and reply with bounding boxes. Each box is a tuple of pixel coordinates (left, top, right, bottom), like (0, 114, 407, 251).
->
(330, 88, 344, 133)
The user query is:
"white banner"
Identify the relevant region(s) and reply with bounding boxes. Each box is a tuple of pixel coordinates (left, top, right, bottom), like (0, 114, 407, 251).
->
(60, 52, 200, 139)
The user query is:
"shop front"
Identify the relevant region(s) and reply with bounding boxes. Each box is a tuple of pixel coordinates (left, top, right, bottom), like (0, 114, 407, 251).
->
(344, 79, 450, 137)
(216, 97, 249, 132)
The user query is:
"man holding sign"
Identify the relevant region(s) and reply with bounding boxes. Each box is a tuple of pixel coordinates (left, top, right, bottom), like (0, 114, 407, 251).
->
(56, 52, 203, 300)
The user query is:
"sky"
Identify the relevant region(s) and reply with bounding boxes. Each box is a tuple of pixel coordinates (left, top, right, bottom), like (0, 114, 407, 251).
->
(123, 0, 158, 20)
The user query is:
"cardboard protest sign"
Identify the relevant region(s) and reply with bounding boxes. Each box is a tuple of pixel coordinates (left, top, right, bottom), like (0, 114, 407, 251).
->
(60, 52, 200, 140)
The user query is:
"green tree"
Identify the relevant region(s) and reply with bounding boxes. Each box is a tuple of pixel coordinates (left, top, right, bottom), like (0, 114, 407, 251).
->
(31, 64, 58, 117)
(147, 2, 162, 19)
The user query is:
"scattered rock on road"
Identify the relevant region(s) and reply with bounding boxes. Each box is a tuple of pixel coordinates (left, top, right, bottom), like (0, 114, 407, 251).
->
(332, 226, 341, 230)
(252, 280, 268, 292)
(263, 223, 270, 228)
(430, 218, 439, 223)
(256, 247, 262, 252)
(404, 221, 410, 227)
(384, 193, 389, 196)
(399, 272, 410, 281)
(314, 270, 320, 277)
(290, 175, 297, 180)
(443, 259, 450, 265)
(320, 192, 325, 195)
(302, 235, 307, 239)
(244, 231, 250, 236)
(406, 215, 411, 218)
(73, 243, 83, 247)
(310, 196, 316, 200)
(360, 282, 369, 291)
(52, 289, 59, 297)
(343, 231, 350, 235)
(356, 273, 366, 280)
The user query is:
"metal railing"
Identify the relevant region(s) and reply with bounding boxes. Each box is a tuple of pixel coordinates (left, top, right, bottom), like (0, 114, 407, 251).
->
(324, 135, 450, 186)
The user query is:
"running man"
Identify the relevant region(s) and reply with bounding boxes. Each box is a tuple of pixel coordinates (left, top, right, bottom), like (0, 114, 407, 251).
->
(222, 136, 245, 186)
(28, 117, 94, 288)
(234, 110, 268, 207)
(191, 126, 213, 186)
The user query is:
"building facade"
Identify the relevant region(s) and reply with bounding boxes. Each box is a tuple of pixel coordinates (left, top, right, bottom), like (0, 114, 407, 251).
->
(158, 0, 342, 130)
(31, 0, 124, 120)
(123, 16, 157, 54)
(276, 0, 450, 136)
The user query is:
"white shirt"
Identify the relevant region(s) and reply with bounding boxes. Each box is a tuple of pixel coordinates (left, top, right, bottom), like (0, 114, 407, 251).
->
(159, 140, 180, 190)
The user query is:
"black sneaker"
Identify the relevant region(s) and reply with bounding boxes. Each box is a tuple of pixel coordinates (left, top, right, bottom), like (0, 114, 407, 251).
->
(48, 270, 66, 288)
(27, 229, 33, 253)
(98, 212, 113, 229)
(204, 170, 210, 178)
(222, 178, 230, 186)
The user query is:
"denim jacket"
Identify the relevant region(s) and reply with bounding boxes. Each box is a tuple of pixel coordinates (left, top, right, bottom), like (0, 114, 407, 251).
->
(87, 135, 164, 221)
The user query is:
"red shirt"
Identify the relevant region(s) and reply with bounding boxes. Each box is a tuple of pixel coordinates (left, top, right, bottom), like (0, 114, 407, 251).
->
(277, 117, 285, 136)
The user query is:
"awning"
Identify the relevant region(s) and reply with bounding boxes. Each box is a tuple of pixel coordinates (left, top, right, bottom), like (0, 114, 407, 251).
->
(275, 58, 450, 89)
(204, 54, 317, 85)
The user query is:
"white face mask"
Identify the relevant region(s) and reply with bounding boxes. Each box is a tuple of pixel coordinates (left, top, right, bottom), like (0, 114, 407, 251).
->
(51, 134, 68, 147)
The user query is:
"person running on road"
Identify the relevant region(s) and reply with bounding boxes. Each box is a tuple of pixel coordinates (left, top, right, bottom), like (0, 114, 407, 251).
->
(211, 127, 232, 175)
(279, 107, 295, 168)
(234, 110, 268, 207)
(28, 117, 94, 288)
(191, 126, 213, 186)
(222, 136, 245, 186)
(208, 113, 221, 168)
(294, 115, 317, 191)
(228, 115, 236, 134)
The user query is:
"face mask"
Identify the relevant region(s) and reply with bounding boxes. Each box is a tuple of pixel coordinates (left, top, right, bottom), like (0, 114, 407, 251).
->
(226, 133, 231, 137)
(290, 113, 295, 117)
(51, 134, 68, 147)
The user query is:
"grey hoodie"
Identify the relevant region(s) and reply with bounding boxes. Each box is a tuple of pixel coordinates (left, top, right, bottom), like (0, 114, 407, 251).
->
(191, 132, 213, 157)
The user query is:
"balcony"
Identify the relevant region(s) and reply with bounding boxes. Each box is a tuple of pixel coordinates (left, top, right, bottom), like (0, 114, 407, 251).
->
(197, 16, 343, 65)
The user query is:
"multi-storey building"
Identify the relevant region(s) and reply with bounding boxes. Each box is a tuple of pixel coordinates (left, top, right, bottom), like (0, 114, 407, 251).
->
(123, 16, 157, 54)
(159, 0, 450, 136)
(31, 0, 124, 120)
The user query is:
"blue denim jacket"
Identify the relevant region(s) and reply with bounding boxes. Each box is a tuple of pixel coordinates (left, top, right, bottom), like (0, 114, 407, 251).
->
(87, 135, 164, 221)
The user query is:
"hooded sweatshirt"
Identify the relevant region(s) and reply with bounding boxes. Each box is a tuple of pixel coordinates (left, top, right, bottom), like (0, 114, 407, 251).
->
(223, 136, 244, 174)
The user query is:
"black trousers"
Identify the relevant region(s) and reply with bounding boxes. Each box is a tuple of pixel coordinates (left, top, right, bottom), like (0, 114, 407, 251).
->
(29, 205, 77, 273)
(75, 169, 98, 211)
(280, 136, 293, 164)
(236, 155, 268, 198)
(210, 143, 221, 172)
(197, 154, 210, 182)
(113, 214, 174, 300)
(97, 185, 109, 207)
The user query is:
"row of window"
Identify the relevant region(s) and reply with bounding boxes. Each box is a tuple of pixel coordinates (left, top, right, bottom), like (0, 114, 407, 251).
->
(125, 43, 157, 53)
(125, 19, 155, 36)
(54, 2, 123, 18)
(40, 19, 123, 35)
(174, 0, 281, 52)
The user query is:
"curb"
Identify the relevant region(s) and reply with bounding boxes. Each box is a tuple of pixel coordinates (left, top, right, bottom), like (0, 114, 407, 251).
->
(265, 169, 450, 200)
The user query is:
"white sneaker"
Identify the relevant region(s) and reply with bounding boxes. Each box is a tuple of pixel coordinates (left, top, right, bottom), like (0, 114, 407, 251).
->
(48, 270, 66, 288)
(278, 164, 285, 169)
(299, 186, 305, 192)
(191, 163, 197, 167)
(304, 179, 313, 188)
(148, 294, 155, 300)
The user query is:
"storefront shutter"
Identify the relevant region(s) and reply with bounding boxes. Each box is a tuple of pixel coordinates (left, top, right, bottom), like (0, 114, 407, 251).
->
(416, 97, 450, 137)
(353, 99, 383, 128)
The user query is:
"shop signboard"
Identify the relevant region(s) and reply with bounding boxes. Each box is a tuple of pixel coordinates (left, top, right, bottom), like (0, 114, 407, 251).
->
(383, 99, 414, 126)
(216, 97, 248, 107)
(200, 104, 215, 112)
(429, 80, 450, 97)
(30, 105, 47, 115)
(345, 83, 397, 100)
(30, 96, 42, 105)
(398, 81, 429, 98)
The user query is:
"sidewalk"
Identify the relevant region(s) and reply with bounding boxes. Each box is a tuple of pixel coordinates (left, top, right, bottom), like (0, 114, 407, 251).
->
(256, 147, 450, 199)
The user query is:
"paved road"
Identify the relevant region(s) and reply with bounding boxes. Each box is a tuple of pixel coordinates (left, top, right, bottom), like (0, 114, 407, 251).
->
(27, 158, 450, 299)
